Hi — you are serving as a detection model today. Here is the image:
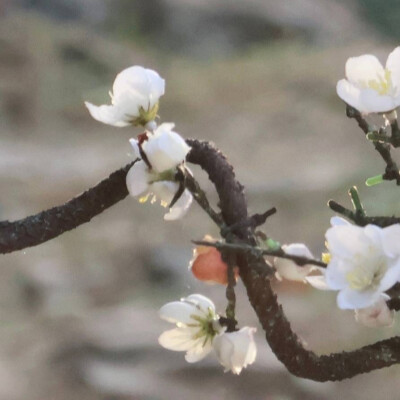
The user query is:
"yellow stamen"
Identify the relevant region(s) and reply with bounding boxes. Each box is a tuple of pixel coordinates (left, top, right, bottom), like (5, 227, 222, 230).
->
(367, 69, 392, 95)
(322, 252, 331, 264)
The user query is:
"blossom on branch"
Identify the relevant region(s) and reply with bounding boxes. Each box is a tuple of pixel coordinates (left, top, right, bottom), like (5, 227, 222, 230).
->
(213, 327, 257, 374)
(126, 124, 192, 220)
(158, 294, 223, 363)
(355, 298, 394, 328)
(190, 235, 239, 285)
(337, 47, 400, 114)
(273, 243, 314, 282)
(85, 66, 165, 127)
(138, 123, 191, 173)
(312, 220, 400, 310)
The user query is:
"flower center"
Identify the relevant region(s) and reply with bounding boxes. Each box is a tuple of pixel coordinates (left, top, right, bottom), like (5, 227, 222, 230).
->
(188, 309, 221, 346)
(345, 256, 387, 291)
(367, 69, 393, 95)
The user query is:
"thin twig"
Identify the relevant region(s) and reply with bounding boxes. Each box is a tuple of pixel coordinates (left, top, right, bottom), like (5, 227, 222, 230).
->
(328, 200, 400, 227)
(346, 105, 400, 184)
(192, 240, 327, 268)
(181, 167, 224, 227)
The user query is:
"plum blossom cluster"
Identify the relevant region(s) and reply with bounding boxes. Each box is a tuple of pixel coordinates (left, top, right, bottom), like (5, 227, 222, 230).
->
(159, 294, 256, 374)
(336, 47, 400, 115)
(270, 46, 400, 329)
(86, 65, 192, 220)
(84, 46, 400, 376)
(274, 218, 398, 327)
(86, 66, 257, 374)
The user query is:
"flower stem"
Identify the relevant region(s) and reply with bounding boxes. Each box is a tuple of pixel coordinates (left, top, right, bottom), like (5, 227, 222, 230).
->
(348, 186, 366, 217)
(224, 251, 237, 330)
(192, 240, 327, 268)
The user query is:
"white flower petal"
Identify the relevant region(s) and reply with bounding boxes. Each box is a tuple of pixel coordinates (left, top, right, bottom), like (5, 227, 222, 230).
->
(184, 294, 216, 313)
(230, 328, 257, 373)
(363, 224, 384, 245)
(330, 216, 351, 226)
(381, 224, 400, 257)
(283, 243, 313, 258)
(305, 274, 332, 290)
(85, 102, 130, 127)
(126, 161, 149, 197)
(164, 189, 193, 221)
(345, 54, 384, 85)
(359, 88, 397, 113)
(337, 287, 380, 310)
(113, 66, 165, 110)
(336, 79, 363, 110)
(325, 259, 350, 290)
(158, 327, 198, 351)
(355, 298, 394, 328)
(386, 46, 400, 92)
(159, 301, 199, 325)
(378, 261, 400, 292)
(273, 244, 314, 282)
(326, 225, 369, 259)
(129, 138, 141, 159)
(213, 327, 257, 374)
(150, 181, 178, 205)
(185, 339, 213, 363)
(143, 124, 191, 173)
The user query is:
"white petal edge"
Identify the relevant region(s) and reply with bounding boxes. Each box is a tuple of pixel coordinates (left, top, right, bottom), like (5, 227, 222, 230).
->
(129, 138, 141, 159)
(184, 294, 216, 313)
(158, 328, 198, 351)
(386, 46, 400, 92)
(359, 88, 397, 113)
(184, 339, 212, 363)
(85, 102, 130, 127)
(159, 301, 199, 325)
(164, 189, 193, 221)
(305, 275, 332, 290)
(336, 79, 364, 112)
(381, 224, 400, 257)
(345, 54, 384, 85)
(337, 287, 381, 310)
(126, 161, 149, 197)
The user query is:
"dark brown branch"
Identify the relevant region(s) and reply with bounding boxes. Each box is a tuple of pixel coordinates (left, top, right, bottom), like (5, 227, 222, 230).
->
(1, 138, 400, 381)
(387, 298, 400, 311)
(0, 162, 135, 254)
(187, 139, 400, 382)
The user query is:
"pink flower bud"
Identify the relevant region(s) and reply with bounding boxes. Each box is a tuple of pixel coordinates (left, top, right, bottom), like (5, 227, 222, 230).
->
(190, 236, 239, 285)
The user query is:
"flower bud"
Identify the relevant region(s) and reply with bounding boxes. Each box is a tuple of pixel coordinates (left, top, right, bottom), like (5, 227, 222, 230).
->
(274, 243, 314, 282)
(190, 236, 239, 285)
(85, 65, 165, 127)
(213, 327, 257, 374)
(355, 298, 394, 328)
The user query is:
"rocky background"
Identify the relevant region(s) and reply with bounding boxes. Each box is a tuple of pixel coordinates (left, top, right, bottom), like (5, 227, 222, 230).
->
(1, 1, 400, 399)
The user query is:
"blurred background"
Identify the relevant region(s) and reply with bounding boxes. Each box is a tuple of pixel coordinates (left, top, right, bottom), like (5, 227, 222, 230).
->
(1, 1, 400, 399)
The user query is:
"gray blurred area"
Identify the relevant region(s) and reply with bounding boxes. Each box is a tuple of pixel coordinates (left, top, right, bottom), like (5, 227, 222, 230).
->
(1, 1, 400, 399)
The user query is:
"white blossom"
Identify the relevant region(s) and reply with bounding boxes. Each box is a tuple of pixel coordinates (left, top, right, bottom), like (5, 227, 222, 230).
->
(337, 47, 400, 114)
(318, 222, 400, 309)
(274, 243, 314, 282)
(141, 123, 191, 173)
(85, 66, 165, 127)
(355, 298, 394, 328)
(126, 160, 192, 220)
(213, 327, 257, 375)
(126, 124, 192, 220)
(158, 294, 222, 363)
